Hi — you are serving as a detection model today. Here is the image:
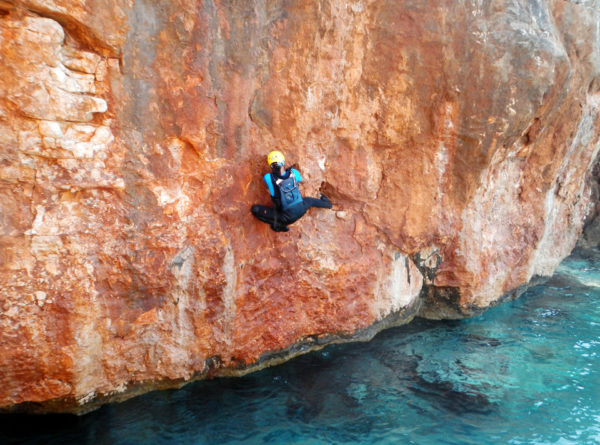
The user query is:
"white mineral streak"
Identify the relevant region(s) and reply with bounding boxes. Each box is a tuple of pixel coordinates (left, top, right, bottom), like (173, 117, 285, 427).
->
(167, 246, 196, 379)
(373, 250, 423, 320)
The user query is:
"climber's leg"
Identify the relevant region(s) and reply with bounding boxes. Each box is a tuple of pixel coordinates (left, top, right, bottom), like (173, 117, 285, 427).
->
(251, 204, 276, 224)
(251, 205, 289, 232)
(302, 194, 332, 209)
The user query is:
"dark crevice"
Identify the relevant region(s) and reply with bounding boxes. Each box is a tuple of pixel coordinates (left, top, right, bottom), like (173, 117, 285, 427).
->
(589, 77, 600, 95)
(0, 0, 13, 15)
(520, 117, 541, 146)
(417, 285, 467, 320)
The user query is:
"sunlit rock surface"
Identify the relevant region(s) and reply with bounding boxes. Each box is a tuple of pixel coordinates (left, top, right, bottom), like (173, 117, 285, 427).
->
(1, 0, 599, 413)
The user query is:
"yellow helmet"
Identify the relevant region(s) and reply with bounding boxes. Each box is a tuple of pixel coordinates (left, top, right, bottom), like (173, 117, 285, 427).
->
(267, 150, 285, 167)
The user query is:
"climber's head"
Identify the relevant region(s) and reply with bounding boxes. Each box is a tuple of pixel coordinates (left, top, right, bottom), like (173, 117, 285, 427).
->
(267, 150, 285, 170)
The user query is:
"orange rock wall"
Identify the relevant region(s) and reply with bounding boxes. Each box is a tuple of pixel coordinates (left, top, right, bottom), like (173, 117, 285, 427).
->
(1, 0, 599, 413)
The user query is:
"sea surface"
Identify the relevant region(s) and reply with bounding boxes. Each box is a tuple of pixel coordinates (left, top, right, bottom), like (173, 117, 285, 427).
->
(2, 249, 599, 445)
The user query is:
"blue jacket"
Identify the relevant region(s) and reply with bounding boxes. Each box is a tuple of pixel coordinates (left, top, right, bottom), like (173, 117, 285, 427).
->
(263, 168, 301, 197)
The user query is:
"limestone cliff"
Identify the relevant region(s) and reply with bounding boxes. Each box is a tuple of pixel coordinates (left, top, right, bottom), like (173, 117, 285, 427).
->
(1, 0, 599, 414)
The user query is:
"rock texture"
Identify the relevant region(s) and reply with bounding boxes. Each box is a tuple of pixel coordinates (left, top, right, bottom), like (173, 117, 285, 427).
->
(1, 0, 599, 413)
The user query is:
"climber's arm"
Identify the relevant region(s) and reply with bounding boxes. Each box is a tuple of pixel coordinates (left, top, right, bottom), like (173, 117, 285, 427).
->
(263, 173, 282, 210)
(291, 168, 301, 182)
(263, 173, 275, 196)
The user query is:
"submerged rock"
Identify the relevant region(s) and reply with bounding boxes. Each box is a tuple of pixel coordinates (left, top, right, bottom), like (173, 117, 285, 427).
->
(0, 0, 599, 413)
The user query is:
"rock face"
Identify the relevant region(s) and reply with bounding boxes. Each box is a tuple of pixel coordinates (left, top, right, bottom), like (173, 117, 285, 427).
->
(1, 0, 599, 413)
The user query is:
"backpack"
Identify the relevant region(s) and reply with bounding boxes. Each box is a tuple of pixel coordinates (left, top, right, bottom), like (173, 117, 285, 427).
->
(274, 172, 303, 211)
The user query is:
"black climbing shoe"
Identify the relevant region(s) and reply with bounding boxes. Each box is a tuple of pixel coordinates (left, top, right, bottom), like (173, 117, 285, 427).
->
(320, 194, 332, 209)
(270, 224, 289, 232)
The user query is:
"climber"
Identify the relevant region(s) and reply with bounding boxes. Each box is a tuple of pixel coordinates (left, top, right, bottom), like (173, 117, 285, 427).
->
(251, 150, 332, 232)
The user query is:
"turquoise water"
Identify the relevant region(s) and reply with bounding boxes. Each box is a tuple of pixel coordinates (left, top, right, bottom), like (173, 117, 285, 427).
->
(2, 249, 600, 444)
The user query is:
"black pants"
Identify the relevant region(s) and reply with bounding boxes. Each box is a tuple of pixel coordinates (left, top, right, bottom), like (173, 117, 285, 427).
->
(251, 197, 331, 230)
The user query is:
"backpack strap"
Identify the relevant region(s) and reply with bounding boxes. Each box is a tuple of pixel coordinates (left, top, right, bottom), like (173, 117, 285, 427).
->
(269, 173, 282, 211)
(272, 168, 293, 187)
